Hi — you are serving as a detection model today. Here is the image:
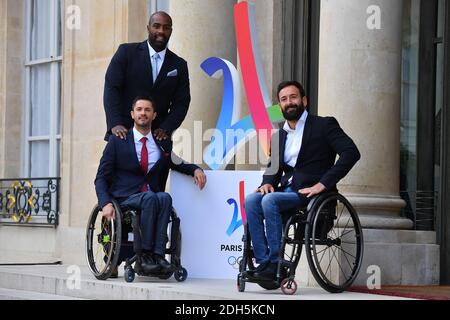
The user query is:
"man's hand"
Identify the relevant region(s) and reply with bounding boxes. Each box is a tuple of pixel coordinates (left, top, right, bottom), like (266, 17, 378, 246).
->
(193, 169, 207, 191)
(256, 184, 275, 195)
(154, 128, 169, 141)
(112, 125, 128, 140)
(299, 182, 326, 198)
(102, 203, 116, 221)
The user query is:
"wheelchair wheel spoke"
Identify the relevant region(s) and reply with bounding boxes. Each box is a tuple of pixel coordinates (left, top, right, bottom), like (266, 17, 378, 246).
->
(317, 246, 328, 266)
(315, 246, 328, 256)
(334, 244, 357, 260)
(340, 229, 355, 238)
(324, 248, 332, 279)
(330, 245, 348, 284)
(330, 225, 338, 238)
(341, 216, 352, 236)
(334, 245, 355, 272)
(336, 203, 345, 225)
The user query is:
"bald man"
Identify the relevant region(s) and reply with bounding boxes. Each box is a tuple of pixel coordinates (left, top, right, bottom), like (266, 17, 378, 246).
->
(103, 11, 191, 142)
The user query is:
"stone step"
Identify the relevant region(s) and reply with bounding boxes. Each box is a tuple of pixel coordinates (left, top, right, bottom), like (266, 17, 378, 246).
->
(0, 287, 87, 300)
(0, 265, 412, 300)
(362, 229, 436, 244)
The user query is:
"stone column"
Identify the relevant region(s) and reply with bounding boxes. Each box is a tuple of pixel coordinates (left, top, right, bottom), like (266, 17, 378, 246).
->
(318, 0, 412, 229)
(169, 0, 237, 166)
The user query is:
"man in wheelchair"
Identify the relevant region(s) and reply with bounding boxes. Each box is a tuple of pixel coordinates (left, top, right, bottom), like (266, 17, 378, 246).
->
(244, 81, 360, 281)
(95, 95, 206, 276)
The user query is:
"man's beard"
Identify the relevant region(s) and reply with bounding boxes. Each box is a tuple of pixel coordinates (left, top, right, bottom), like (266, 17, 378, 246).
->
(135, 118, 151, 129)
(149, 35, 169, 51)
(282, 103, 305, 121)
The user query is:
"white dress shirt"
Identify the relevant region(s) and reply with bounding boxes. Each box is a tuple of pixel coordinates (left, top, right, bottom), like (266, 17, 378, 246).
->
(147, 41, 167, 82)
(133, 127, 162, 173)
(283, 111, 308, 168)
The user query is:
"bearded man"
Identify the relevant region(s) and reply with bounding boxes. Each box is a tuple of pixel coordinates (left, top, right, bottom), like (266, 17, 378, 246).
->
(243, 81, 361, 281)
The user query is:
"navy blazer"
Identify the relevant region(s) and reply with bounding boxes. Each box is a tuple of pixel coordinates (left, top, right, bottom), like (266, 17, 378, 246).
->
(262, 115, 361, 192)
(103, 40, 191, 140)
(95, 130, 199, 208)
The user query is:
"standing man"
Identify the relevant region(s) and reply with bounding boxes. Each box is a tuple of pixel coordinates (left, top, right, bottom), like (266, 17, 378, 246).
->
(103, 11, 190, 142)
(244, 81, 360, 281)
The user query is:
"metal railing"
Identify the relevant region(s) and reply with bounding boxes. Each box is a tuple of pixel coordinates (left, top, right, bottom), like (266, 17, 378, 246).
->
(400, 190, 437, 231)
(0, 178, 60, 227)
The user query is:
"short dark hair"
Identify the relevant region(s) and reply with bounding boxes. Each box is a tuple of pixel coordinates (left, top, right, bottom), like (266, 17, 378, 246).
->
(131, 95, 156, 111)
(277, 81, 306, 101)
(149, 11, 172, 26)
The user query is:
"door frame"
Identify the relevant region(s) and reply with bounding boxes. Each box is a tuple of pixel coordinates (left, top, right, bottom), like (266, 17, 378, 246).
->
(439, 0, 450, 285)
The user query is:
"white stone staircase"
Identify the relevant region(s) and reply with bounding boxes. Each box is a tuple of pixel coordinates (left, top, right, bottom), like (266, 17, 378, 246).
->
(0, 265, 410, 300)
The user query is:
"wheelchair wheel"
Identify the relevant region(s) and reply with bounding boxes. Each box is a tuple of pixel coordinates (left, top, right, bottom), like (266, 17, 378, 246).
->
(174, 268, 188, 282)
(305, 193, 363, 293)
(237, 273, 245, 292)
(124, 267, 135, 283)
(281, 278, 298, 295)
(86, 200, 122, 280)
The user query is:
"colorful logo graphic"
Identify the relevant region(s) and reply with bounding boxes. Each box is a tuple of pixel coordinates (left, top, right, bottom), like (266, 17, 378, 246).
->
(201, 1, 284, 170)
(226, 181, 247, 237)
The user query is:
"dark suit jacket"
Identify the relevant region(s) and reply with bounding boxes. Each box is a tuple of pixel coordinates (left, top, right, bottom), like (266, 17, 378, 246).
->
(262, 115, 360, 192)
(103, 40, 191, 140)
(95, 130, 199, 209)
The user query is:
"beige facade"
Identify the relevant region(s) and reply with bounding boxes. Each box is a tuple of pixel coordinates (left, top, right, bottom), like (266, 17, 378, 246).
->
(0, 0, 23, 178)
(0, 0, 442, 285)
(319, 0, 412, 229)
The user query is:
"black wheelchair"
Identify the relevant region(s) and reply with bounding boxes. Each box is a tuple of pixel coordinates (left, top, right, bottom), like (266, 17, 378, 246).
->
(237, 191, 363, 295)
(85, 199, 187, 283)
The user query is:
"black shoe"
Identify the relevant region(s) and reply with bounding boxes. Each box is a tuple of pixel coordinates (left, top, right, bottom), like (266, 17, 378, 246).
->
(247, 261, 269, 277)
(253, 262, 278, 281)
(154, 254, 175, 273)
(139, 253, 160, 274)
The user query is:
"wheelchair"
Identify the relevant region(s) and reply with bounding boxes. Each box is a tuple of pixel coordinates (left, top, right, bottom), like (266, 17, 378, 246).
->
(237, 191, 364, 295)
(85, 199, 188, 283)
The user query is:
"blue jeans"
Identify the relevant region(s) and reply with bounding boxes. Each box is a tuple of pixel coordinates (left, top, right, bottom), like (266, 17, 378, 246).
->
(119, 191, 172, 256)
(244, 187, 308, 264)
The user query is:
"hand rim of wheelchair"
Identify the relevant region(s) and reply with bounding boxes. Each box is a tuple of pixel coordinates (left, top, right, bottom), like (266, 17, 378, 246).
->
(85, 199, 122, 280)
(304, 192, 364, 293)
